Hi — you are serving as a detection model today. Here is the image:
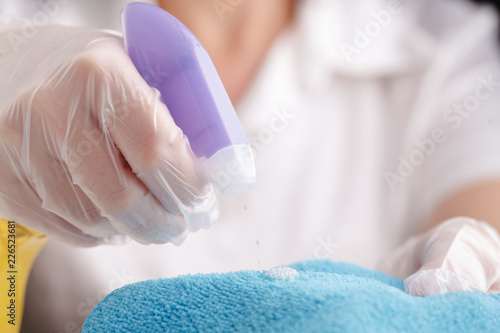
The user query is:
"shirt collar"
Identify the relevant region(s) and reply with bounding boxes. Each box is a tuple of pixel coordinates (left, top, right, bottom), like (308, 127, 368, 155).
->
(295, 0, 437, 80)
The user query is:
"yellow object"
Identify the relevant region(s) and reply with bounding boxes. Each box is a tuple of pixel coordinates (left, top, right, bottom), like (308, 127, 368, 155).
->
(0, 219, 48, 333)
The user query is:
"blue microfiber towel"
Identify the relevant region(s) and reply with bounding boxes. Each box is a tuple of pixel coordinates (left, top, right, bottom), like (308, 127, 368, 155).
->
(82, 259, 500, 332)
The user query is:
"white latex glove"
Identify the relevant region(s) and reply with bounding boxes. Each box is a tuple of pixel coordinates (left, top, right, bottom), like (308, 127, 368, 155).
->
(379, 217, 500, 296)
(0, 23, 219, 246)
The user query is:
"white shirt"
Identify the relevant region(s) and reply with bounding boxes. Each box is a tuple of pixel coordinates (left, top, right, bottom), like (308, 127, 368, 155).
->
(7, 0, 500, 331)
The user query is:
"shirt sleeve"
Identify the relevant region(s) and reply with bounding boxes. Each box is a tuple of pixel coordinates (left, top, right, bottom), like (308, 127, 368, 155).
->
(406, 2, 500, 220)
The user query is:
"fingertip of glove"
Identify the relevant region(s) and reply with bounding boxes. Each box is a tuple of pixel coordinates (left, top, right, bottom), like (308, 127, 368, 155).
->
(404, 269, 481, 297)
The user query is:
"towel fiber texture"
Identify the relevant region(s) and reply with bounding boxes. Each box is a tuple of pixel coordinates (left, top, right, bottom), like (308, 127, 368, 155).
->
(82, 259, 500, 332)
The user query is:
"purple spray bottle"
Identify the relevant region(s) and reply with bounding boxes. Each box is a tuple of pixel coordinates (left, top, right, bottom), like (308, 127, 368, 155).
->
(121, 2, 256, 197)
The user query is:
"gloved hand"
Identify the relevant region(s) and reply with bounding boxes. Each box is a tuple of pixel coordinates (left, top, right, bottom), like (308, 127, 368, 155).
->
(0, 23, 219, 246)
(379, 217, 500, 296)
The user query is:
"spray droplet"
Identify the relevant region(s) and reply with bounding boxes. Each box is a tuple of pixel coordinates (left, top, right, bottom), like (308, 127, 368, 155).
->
(264, 266, 299, 280)
(243, 205, 247, 210)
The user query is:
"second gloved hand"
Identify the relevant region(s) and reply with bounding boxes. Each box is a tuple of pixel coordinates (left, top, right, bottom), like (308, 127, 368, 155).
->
(379, 217, 500, 296)
(0, 24, 219, 246)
